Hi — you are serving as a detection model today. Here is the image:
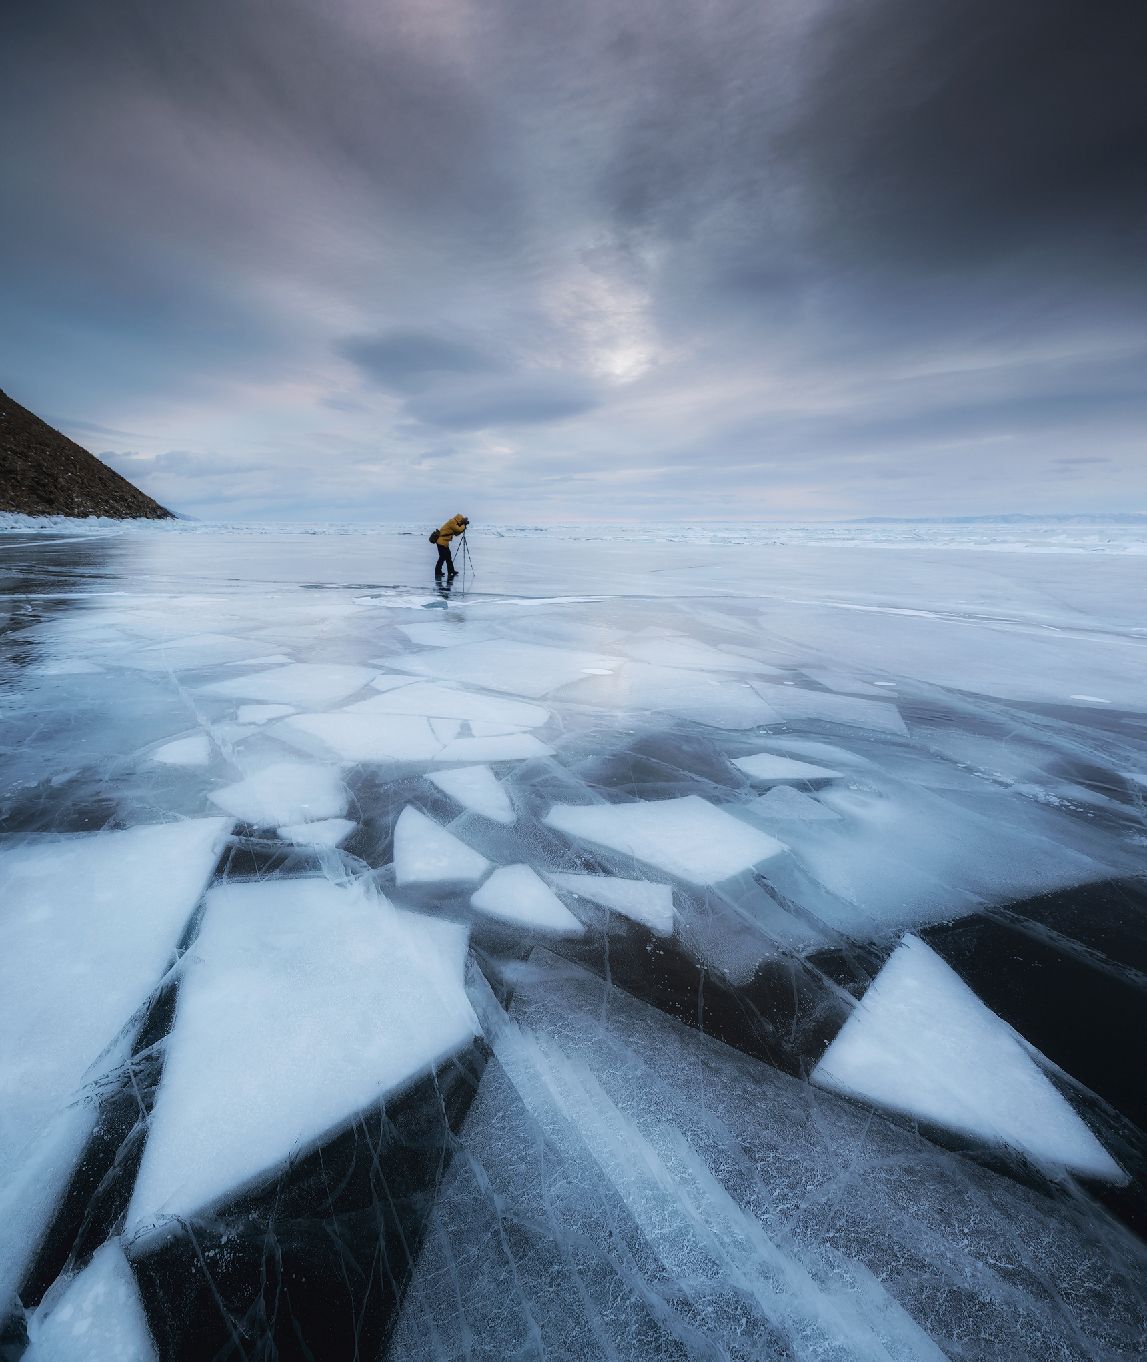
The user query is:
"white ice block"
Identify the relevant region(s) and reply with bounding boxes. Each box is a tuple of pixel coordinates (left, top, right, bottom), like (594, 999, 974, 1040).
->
(471, 865, 585, 935)
(208, 762, 346, 826)
(811, 935, 1124, 1181)
(151, 734, 212, 767)
(392, 641, 622, 698)
(393, 807, 491, 885)
(276, 818, 356, 848)
(0, 819, 230, 1306)
(199, 662, 377, 707)
(428, 766, 516, 824)
(126, 879, 477, 1231)
(732, 752, 843, 783)
(562, 662, 780, 730)
(545, 796, 787, 885)
(25, 1240, 156, 1362)
(355, 681, 548, 729)
(398, 621, 498, 648)
(549, 873, 674, 935)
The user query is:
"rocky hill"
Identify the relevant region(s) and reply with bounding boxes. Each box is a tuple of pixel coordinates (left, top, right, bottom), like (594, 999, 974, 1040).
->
(0, 387, 172, 519)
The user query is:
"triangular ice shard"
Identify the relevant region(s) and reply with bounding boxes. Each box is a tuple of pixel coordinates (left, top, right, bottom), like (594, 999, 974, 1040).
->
(393, 806, 491, 885)
(471, 865, 584, 935)
(0, 819, 231, 1306)
(548, 873, 674, 935)
(544, 795, 786, 885)
(126, 879, 477, 1233)
(427, 766, 516, 825)
(25, 1240, 156, 1362)
(811, 935, 1123, 1181)
(208, 761, 346, 827)
(733, 752, 843, 783)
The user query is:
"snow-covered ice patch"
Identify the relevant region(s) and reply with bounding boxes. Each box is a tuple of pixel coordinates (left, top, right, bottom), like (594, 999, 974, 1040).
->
(24, 1239, 156, 1362)
(199, 662, 377, 707)
(151, 734, 211, 767)
(356, 681, 548, 729)
(393, 640, 622, 698)
(276, 818, 356, 848)
(732, 752, 843, 783)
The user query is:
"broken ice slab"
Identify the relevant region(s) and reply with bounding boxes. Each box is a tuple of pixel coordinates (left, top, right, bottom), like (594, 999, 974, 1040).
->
(619, 635, 782, 674)
(198, 662, 378, 707)
(354, 680, 549, 728)
(545, 795, 787, 885)
(391, 640, 622, 697)
(277, 712, 458, 762)
(749, 786, 841, 821)
(125, 879, 477, 1235)
(208, 761, 347, 827)
(560, 661, 780, 729)
(811, 935, 1124, 1181)
(753, 682, 909, 736)
(471, 864, 585, 935)
(235, 703, 296, 724)
(393, 952, 1146, 1362)
(276, 817, 356, 848)
(732, 752, 843, 783)
(548, 872, 674, 935)
(0, 819, 230, 1308)
(24, 1239, 156, 1362)
(150, 734, 211, 767)
(431, 733, 554, 763)
(427, 765, 516, 824)
(393, 806, 491, 886)
(397, 620, 498, 648)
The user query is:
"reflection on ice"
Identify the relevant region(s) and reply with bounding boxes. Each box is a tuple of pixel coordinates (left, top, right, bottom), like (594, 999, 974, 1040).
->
(1, 524, 1144, 1358)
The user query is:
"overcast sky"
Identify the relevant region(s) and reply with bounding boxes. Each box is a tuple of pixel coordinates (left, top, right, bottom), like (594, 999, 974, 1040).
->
(3, 0, 1145, 521)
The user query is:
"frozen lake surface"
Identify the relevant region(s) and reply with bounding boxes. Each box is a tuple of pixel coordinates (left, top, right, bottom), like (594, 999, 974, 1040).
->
(1, 522, 1145, 1360)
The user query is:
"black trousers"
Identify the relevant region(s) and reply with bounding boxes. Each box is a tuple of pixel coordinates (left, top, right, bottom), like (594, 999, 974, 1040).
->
(435, 544, 455, 577)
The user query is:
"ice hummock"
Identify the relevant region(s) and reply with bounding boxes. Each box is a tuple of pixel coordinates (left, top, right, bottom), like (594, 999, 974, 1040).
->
(811, 935, 1124, 1181)
(545, 795, 787, 884)
(126, 879, 477, 1233)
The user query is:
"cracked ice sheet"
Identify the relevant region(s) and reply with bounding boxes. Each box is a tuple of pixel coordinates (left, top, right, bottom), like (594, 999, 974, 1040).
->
(276, 711, 459, 762)
(471, 864, 585, 935)
(811, 936, 1123, 1181)
(126, 878, 477, 1234)
(545, 795, 787, 885)
(391, 953, 1147, 1361)
(391, 639, 622, 697)
(0, 819, 230, 1308)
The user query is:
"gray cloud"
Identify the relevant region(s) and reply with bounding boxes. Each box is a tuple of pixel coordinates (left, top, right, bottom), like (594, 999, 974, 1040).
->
(1, 0, 1143, 520)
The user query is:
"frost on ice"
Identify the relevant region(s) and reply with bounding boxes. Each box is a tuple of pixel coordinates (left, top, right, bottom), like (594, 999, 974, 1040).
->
(811, 935, 1125, 1181)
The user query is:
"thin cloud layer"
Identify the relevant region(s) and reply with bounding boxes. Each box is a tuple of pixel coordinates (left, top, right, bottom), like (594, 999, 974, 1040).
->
(2, 0, 1144, 520)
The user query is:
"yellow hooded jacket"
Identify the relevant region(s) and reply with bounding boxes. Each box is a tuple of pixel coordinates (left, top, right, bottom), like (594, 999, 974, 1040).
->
(435, 514, 468, 546)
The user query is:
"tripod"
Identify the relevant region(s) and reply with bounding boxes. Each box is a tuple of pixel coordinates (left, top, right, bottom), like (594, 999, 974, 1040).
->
(457, 530, 476, 593)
